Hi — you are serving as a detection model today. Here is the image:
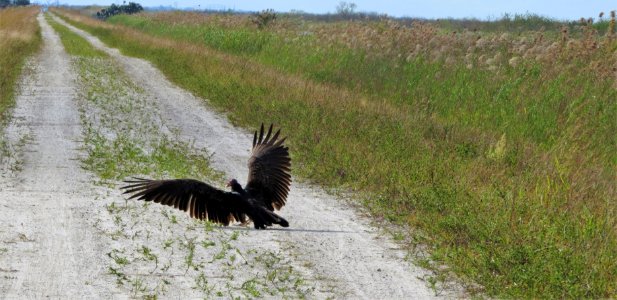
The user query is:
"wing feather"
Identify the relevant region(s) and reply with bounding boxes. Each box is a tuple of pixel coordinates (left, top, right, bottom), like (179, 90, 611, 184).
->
(245, 123, 292, 211)
(120, 178, 247, 225)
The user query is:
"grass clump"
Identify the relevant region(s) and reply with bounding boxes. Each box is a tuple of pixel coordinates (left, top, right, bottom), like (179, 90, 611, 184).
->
(46, 14, 106, 58)
(53, 8, 617, 299)
(0, 7, 41, 124)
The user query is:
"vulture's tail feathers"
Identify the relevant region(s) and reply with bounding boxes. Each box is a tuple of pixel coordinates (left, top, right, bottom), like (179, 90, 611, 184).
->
(252, 205, 289, 229)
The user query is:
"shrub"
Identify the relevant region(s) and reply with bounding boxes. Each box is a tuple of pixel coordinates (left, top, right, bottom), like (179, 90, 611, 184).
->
(251, 9, 276, 29)
(336, 1, 357, 16)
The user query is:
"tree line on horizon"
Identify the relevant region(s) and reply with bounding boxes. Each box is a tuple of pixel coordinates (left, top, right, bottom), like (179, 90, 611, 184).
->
(95, 2, 143, 19)
(0, 0, 30, 9)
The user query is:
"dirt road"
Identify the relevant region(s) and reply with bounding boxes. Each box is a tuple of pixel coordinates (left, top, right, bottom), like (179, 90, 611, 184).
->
(0, 13, 455, 298)
(0, 14, 123, 298)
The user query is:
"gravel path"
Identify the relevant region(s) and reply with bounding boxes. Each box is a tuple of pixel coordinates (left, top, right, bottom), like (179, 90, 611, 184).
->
(51, 15, 450, 299)
(0, 14, 123, 298)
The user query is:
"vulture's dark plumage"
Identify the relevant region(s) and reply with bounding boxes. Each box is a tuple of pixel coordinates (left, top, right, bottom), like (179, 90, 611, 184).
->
(121, 124, 291, 229)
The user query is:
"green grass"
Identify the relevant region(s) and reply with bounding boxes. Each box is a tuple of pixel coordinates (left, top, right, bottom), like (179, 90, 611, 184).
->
(46, 14, 106, 58)
(55, 9, 617, 299)
(109, 15, 273, 55)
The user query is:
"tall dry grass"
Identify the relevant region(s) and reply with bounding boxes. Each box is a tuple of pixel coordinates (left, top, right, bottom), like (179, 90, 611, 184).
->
(0, 6, 41, 123)
(123, 10, 617, 79)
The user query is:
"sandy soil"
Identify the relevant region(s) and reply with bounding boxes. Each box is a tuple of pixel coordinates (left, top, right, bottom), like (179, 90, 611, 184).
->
(0, 14, 124, 298)
(0, 12, 458, 298)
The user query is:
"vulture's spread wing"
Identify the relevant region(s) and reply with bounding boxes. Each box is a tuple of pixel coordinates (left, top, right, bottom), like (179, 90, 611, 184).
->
(245, 124, 292, 211)
(121, 178, 247, 225)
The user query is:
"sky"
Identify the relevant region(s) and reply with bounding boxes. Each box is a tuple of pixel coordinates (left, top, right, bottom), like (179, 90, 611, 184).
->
(38, 0, 617, 20)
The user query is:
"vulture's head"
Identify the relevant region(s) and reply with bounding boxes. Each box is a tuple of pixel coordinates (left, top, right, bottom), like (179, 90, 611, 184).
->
(226, 179, 243, 193)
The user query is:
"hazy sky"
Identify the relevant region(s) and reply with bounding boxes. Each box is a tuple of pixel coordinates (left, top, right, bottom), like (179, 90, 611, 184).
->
(39, 0, 617, 20)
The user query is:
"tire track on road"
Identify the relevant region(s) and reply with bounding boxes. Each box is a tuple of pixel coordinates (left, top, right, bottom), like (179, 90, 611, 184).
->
(0, 14, 123, 299)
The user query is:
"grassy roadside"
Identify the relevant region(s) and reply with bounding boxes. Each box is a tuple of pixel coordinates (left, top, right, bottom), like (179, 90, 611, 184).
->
(47, 14, 317, 298)
(53, 8, 617, 298)
(0, 7, 41, 124)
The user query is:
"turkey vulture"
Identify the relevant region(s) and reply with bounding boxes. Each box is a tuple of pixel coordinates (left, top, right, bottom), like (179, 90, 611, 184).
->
(120, 124, 291, 229)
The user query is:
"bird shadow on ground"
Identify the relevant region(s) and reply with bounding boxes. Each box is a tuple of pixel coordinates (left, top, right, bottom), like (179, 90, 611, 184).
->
(221, 226, 358, 234)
